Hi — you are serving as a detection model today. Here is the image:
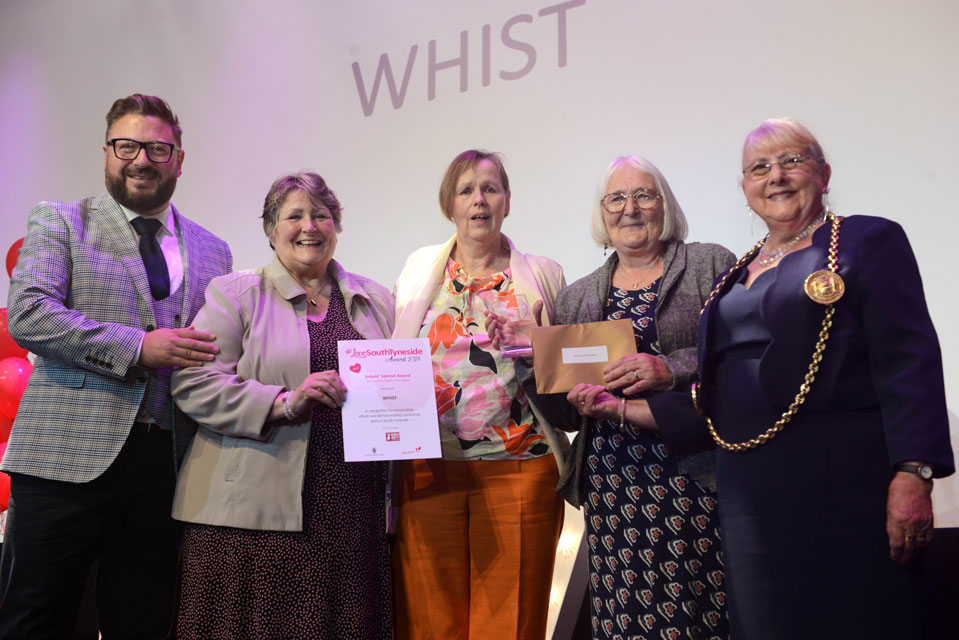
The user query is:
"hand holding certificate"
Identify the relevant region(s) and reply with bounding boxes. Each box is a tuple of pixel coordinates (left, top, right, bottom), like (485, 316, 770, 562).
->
(337, 338, 441, 462)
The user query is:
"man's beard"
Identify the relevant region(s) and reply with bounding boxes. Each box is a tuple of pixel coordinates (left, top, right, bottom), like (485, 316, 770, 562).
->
(105, 166, 178, 214)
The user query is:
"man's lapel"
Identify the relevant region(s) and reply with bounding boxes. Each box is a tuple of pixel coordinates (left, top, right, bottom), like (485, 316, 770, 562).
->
(173, 205, 201, 324)
(91, 193, 156, 321)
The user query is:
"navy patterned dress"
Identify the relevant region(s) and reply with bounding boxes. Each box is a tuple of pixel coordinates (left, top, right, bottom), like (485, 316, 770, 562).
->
(177, 286, 393, 639)
(582, 278, 728, 640)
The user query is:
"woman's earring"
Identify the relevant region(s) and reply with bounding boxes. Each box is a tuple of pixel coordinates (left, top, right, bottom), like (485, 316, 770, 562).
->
(746, 205, 762, 236)
(603, 243, 608, 257)
(821, 189, 830, 215)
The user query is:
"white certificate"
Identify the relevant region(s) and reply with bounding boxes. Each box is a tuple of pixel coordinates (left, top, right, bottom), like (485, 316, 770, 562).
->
(337, 338, 441, 462)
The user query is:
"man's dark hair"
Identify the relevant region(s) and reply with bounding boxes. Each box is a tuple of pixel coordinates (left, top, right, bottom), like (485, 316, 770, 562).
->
(105, 94, 182, 146)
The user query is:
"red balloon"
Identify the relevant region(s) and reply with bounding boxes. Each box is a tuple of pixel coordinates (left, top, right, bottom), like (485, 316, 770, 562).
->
(0, 415, 12, 442)
(0, 309, 27, 360)
(5, 238, 23, 279)
(0, 357, 32, 420)
(0, 441, 9, 511)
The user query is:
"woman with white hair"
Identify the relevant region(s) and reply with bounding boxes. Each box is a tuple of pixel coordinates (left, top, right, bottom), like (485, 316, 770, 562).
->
(494, 156, 735, 639)
(569, 121, 955, 638)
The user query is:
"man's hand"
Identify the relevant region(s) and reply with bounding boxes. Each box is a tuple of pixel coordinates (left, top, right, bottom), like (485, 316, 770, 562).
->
(138, 326, 218, 368)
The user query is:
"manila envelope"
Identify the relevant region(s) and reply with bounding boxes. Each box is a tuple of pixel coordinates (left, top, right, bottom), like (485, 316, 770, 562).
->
(530, 319, 637, 394)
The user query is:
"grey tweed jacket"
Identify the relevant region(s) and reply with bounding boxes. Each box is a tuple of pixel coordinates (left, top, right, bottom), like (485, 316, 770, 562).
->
(517, 240, 735, 507)
(2, 193, 232, 483)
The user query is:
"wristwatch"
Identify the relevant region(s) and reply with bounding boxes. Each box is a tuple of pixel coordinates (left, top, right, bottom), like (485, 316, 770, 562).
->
(894, 462, 934, 481)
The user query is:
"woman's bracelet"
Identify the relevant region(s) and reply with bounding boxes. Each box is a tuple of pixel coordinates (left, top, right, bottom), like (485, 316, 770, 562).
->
(281, 391, 297, 421)
(618, 396, 627, 431)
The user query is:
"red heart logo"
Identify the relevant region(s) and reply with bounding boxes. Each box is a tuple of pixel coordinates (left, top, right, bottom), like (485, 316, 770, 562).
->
(349, 363, 361, 373)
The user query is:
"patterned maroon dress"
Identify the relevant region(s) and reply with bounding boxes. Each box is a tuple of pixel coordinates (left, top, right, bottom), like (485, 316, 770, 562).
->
(177, 286, 393, 639)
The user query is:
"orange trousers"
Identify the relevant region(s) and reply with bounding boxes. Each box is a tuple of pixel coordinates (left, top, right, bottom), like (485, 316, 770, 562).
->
(392, 455, 564, 640)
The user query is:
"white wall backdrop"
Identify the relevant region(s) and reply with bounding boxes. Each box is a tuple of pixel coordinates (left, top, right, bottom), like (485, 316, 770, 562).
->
(1, 0, 956, 528)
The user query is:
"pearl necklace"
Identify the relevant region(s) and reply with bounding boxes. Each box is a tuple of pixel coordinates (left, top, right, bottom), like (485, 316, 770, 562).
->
(757, 212, 826, 267)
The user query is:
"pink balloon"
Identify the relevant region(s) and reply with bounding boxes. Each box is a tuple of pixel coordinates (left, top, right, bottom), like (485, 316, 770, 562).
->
(0, 441, 8, 511)
(0, 357, 32, 420)
(0, 309, 27, 360)
(5, 238, 23, 279)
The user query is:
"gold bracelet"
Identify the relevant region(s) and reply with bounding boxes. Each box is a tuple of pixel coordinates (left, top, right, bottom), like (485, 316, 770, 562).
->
(618, 396, 626, 432)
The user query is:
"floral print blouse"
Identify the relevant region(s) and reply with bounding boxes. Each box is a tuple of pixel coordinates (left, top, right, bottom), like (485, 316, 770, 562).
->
(419, 259, 553, 461)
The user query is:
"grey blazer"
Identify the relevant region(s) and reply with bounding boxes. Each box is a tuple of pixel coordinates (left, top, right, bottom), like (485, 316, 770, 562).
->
(3, 193, 232, 483)
(517, 240, 735, 506)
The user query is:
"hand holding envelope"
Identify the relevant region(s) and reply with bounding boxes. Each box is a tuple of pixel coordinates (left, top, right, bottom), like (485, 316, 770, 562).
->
(601, 352, 674, 395)
(530, 319, 637, 394)
(486, 307, 667, 398)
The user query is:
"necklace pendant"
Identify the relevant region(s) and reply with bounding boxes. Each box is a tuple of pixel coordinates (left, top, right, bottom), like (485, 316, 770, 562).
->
(804, 270, 845, 304)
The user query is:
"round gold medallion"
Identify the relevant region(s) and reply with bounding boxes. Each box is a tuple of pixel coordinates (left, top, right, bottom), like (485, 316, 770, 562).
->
(804, 270, 845, 304)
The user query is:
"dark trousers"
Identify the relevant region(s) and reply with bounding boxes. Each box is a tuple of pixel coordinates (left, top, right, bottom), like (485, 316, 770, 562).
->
(0, 425, 180, 640)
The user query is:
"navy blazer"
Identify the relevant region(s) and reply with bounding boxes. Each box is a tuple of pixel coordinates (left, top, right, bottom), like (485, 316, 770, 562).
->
(652, 215, 954, 477)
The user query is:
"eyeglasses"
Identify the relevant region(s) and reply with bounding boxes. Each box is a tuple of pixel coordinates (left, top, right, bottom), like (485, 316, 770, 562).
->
(600, 189, 661, 214)
(107, 138, 179, 163)
(742, 153, 816, 179)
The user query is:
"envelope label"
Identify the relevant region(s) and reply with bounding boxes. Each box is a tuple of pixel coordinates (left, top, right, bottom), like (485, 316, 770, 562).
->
(561, 345, 609, 364)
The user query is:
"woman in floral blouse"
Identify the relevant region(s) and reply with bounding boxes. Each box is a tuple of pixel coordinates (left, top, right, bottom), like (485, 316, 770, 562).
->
(391, 150, 567, 639)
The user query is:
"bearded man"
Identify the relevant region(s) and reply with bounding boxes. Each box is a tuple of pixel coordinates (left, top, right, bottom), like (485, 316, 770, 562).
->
(0, 94, 232, 639)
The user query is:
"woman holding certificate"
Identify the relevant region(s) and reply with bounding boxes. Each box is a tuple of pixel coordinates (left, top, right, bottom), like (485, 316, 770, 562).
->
(391, 149, 567, 639)
(569, 120, 955, 638)
(492, 156, 735, 640)
(170, 171, 395, 639)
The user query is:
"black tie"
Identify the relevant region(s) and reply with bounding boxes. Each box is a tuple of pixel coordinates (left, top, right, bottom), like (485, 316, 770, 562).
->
(130, 217, 170, 300)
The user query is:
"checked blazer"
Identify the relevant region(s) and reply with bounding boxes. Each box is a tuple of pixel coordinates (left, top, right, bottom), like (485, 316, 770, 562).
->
(2, 192, 232, 483)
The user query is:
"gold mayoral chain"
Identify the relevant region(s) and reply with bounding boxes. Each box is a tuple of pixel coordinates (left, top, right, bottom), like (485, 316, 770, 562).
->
(691, 210, 845, 452)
